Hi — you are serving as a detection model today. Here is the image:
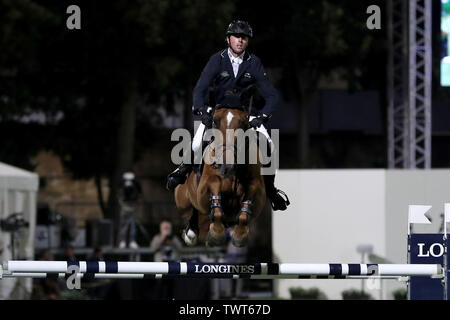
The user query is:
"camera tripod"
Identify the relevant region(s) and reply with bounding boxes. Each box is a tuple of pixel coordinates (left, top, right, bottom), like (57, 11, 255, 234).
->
(118, 205, 150, 248)
(0, 213, 29, 259)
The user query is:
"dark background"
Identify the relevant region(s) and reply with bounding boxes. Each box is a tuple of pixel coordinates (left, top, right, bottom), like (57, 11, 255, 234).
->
(1, 0, 450, 299)
(2, 2, 450, 224)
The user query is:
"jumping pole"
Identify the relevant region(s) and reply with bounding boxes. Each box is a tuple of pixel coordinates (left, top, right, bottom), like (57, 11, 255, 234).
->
(0, 261, 443, 279)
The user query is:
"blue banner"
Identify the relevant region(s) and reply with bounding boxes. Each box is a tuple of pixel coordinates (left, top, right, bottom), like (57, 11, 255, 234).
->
(409, 233, 449, 300)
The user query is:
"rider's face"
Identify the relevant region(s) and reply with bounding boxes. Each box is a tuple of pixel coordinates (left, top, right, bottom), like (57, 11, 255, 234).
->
(227, 34, 248, 56)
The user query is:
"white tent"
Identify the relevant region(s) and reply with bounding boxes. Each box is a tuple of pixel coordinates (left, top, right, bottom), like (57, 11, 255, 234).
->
(0, 162, 39, 299)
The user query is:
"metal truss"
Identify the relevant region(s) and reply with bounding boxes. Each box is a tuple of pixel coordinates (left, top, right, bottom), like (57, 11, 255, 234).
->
(387, 0, 432, 168)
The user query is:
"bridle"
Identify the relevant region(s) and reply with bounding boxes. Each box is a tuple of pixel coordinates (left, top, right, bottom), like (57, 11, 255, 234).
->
(205, 106, 249, 177)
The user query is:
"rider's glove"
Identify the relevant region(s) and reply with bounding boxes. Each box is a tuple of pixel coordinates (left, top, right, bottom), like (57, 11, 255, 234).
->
(201, 111, 213, 127)
(249, 114, 270, 129)
(192, 106, 213, 127)
(192, 106, 203, 116)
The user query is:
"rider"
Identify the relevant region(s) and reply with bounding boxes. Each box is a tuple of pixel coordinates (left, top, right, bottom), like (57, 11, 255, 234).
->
(166, 20, 290, 211)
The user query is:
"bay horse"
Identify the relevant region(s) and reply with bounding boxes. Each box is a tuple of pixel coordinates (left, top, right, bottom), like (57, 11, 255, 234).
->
(174, 106, 266, 247)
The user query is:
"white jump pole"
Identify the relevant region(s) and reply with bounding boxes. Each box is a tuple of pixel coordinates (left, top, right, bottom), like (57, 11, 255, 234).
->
(1, 261, 443, 278)
(0, 272, 417, 280)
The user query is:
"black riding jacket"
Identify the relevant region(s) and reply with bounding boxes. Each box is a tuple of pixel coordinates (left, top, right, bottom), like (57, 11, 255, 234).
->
(193, 49, 279, 117)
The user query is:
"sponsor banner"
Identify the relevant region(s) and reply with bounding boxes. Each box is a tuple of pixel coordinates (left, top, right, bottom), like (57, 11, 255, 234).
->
(410, 233, 449, 300)
(187, 263, 258, 274)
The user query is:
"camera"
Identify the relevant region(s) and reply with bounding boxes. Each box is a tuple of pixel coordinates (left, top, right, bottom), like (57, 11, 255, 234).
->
(120, 172, 141, 202)
(0, 213, 29, 232)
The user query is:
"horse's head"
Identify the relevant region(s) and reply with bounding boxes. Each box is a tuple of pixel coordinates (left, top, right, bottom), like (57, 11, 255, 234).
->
(212, 107, 249, 131)
(208, 107, 249, 177)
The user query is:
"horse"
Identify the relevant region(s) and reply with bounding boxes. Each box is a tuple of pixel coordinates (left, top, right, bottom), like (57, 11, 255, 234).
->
(174, 106, 267, 247)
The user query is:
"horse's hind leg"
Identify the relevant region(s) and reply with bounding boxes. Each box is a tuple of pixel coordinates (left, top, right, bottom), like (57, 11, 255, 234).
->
(232, 180, 265, 247)
(231, 202, 251, 247)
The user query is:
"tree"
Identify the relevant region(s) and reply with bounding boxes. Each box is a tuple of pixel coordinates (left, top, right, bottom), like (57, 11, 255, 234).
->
(0, 0, 236, 242)
(1, 0, 387, 239)
(236, 0, 386, 167)
(0, 0, 80, 169)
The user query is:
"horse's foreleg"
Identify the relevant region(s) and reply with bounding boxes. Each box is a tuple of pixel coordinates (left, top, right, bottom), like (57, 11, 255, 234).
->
(232, 178, 265, 247)
(182, 208, 198, 246)
(197, 212, 211, 244)
(205, 175, 226, 247)
(176, 174, 203, 246)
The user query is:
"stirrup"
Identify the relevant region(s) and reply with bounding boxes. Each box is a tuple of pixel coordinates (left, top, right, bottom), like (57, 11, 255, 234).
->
(269, 189, 290, 211)
(277, 189, 290, 205)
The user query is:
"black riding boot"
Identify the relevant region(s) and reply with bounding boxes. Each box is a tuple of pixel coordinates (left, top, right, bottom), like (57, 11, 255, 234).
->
(263, 174, 290, 211)
(166, 163, 193, 191)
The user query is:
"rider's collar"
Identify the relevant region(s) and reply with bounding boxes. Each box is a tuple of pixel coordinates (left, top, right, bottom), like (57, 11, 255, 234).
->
(221, 49, 251, 61)
(227, 48, 245, 64)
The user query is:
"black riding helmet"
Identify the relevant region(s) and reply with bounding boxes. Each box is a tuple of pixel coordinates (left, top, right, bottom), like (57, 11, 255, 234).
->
(226, 20, 253, 38)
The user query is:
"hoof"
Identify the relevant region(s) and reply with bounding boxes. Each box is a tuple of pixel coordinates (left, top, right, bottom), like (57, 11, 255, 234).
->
(231, 235, 248, 247)
(206, 230, 226, 247)
(182, 228, 198, 246)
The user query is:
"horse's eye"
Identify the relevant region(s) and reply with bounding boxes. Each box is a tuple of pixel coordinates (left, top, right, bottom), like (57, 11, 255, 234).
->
(213, 118, 220, 127)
